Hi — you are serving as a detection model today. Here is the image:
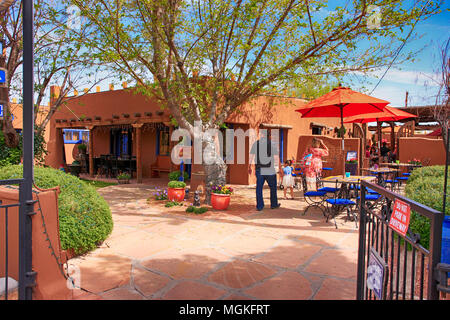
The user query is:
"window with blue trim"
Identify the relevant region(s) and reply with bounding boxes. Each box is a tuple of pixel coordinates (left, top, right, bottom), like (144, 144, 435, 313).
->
(63, 129, 89, 144)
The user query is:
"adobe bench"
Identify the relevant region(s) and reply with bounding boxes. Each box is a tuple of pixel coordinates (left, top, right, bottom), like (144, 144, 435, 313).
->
(150, 156, 171, 178)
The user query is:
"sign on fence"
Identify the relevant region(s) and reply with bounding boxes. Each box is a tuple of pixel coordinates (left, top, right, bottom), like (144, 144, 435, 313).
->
(389, 199, 411, 237)
(367, 248, 388, 300)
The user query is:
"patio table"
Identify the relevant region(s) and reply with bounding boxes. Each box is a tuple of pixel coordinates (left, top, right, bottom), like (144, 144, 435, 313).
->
(319, 175, 376, 228)
(361, 167, 399, 187)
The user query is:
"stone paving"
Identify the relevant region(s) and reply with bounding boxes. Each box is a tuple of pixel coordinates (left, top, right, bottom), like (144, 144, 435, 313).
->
(69, 182, 361, 300)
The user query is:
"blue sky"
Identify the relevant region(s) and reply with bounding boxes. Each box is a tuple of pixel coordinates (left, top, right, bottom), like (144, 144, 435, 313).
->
(346, 2, 450, 107)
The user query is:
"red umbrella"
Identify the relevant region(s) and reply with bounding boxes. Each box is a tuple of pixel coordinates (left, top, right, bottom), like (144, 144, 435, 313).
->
(295, 86, 390, 174)
(344, 106, 417, 160)
(343, 105, 417, 123)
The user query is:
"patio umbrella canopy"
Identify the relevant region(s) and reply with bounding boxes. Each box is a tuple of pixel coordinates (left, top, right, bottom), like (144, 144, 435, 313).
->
(295, 86, 390, 174)
(343, 105, 417, 124)
(343, 106, 417, 165)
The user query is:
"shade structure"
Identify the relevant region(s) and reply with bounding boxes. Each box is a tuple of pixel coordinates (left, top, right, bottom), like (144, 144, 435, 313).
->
(295, 86, 390, 118)
(343, 106, 417, 124)
(295, 86, 390, 174)
(344, 106, 417, 163)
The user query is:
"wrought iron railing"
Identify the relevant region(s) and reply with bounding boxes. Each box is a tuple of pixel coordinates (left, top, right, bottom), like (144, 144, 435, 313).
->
(356, 180, 447, 300)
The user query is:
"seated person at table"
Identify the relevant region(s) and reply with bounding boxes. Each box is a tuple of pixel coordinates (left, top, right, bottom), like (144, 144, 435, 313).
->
(301, 138, 329, 191)
(282, 160, 295, 200)
(370, 145, 379, 166)
(380, 142, 391, 162)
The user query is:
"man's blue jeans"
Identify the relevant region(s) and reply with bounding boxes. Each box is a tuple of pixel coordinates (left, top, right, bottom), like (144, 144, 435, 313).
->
(255, 168, 279, 210)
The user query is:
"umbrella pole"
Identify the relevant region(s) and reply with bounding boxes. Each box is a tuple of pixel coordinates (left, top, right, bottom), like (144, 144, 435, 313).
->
(341, 108, 345, 175)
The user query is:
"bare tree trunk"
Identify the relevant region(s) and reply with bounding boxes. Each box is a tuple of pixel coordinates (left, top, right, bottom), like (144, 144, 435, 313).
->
(202, 134, 227, 204)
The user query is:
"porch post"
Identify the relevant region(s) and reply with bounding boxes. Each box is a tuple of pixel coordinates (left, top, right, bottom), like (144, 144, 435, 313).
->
(132, 123, 143, 183)
(390, 122, 395, 155)
(87, 126, 95, 176)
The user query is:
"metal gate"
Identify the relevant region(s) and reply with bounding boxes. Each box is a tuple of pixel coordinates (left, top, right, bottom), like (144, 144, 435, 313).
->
(1, 0, 35, 300)
(356, 180, 450, 300)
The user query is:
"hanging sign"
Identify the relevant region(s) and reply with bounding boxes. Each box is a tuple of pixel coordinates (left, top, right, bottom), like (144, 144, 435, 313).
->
(389, 198, 411, 237)
(0, 68, 7, 86)
(367, 248, 388, 300)
(0, 103, 3, 117)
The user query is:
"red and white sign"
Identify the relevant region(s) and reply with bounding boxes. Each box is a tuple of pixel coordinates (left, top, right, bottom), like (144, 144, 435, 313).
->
(389, 199, 411, 237)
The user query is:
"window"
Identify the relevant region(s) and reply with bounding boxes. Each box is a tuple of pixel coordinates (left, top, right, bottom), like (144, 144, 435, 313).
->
(311, 126, 323, 135)
(63, 129, 89, 144)
(157, 126, 170, 156)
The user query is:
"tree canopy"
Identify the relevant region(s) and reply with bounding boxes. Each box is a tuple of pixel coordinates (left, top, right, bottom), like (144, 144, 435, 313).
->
(68, 0, 442, 135)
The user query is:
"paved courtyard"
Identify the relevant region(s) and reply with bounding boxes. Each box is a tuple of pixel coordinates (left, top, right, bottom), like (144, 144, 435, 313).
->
(70, 182, 361, 300)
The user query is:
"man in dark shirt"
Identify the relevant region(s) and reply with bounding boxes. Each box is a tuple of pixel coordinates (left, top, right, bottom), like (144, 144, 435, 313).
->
(249, 129, 281, 211)
(380, 142, 391, 161)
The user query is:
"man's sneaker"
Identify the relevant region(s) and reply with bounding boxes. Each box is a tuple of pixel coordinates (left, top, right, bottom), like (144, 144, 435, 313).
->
(271, 203, 281, 209)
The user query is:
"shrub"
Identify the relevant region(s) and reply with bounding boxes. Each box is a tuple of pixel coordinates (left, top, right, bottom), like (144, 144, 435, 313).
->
(165, 200, 183, 207)
(0, 165, 113, 255)
(186, 206, 208, 214)
(168, 180, 186, 188)
(77, 143, 87, 151)
(404, 165, 449, 249)
(168, 170, 189, 181)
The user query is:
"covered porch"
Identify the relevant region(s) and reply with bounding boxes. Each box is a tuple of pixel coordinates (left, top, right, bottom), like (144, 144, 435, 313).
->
(53, 115, 183, 183)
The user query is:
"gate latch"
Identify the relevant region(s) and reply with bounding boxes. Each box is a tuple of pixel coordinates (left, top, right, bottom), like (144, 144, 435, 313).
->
(435, 263, 450, 294)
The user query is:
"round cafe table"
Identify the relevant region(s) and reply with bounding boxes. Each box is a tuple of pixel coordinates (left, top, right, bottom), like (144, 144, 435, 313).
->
(361, 167, 399, 188)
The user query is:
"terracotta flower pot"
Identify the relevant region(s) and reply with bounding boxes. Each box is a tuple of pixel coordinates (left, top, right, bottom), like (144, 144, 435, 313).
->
(211, 193, 231, 210)
(167, 187, 185, 202)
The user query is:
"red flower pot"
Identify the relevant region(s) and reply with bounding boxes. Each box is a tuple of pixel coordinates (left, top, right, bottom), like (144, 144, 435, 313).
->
(211, 193, 231, 210)
(167, 188, 185, 202)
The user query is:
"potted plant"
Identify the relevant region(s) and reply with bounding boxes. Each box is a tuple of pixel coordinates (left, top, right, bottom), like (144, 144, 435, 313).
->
(210, 185, 233, 210)
(167, 180, 186, 202)
(77, 143, 87, 154)
(408, 158, 422, 166)
(117, 172, 131, 184)
(168, 170, 189, 181)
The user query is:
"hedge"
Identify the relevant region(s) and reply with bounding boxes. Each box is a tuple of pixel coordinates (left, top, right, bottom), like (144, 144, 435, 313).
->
(0, 165, 113, 255)
(404, 165, 449, 249)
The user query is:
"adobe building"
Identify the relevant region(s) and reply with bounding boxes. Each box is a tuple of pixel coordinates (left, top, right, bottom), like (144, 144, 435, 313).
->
(45, 84, 359, 185)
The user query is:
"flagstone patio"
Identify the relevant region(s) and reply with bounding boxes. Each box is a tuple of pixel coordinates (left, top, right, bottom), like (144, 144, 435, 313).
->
(69, 182, 361, 300)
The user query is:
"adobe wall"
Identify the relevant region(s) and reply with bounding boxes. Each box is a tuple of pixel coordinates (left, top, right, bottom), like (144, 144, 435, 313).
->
(0, 186, 71, 299)
(398, 137, 446, 166)
(297, 135, 361, 176)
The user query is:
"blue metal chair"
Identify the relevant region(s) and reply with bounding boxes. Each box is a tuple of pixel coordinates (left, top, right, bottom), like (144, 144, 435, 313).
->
(300, 172, 328, 216)
(324, 180, 357, 229)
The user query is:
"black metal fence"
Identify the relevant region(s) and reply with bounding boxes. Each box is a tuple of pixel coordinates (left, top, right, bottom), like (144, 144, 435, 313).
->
(0, 0, 35, 300)
(356, 180, 448, 300)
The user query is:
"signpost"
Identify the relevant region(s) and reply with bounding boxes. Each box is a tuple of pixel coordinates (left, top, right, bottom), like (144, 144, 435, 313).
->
(0, 67, 6, 86)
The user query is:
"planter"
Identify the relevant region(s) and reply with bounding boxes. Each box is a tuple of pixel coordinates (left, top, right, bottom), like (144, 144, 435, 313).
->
(118, 179, 130, 184)
(211, 193, 231, 210)
(167, 187, 185, 202)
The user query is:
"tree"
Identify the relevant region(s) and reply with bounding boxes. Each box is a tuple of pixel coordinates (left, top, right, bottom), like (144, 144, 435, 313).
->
(431, 37, 449, 152)
(1, 0, 109, 147)
(70, 0, 442, 200)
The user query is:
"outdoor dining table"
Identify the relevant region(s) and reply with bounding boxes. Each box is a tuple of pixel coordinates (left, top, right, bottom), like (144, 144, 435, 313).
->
(361, 167, 399, 188)
(320, 175, 376, 199)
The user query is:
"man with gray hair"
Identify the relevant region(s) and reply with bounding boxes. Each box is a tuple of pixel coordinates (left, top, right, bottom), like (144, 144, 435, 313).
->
(249, 129, 281, 211)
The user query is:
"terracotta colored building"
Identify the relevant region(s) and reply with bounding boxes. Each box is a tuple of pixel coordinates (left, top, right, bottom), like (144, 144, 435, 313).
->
(45, 84, 352, 185)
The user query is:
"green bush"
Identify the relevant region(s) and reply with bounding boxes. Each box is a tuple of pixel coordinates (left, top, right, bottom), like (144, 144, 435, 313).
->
(404, 166, 449, 249)
(0, 165, 113, 255)
(168, 170, 189, 181)
(186, 206, 208, 214)
(165, 200, 183, 207)
(168, 180, 186, 188)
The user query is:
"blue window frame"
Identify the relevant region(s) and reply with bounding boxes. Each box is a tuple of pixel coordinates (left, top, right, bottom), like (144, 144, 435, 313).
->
(63, 129, 89, 144)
